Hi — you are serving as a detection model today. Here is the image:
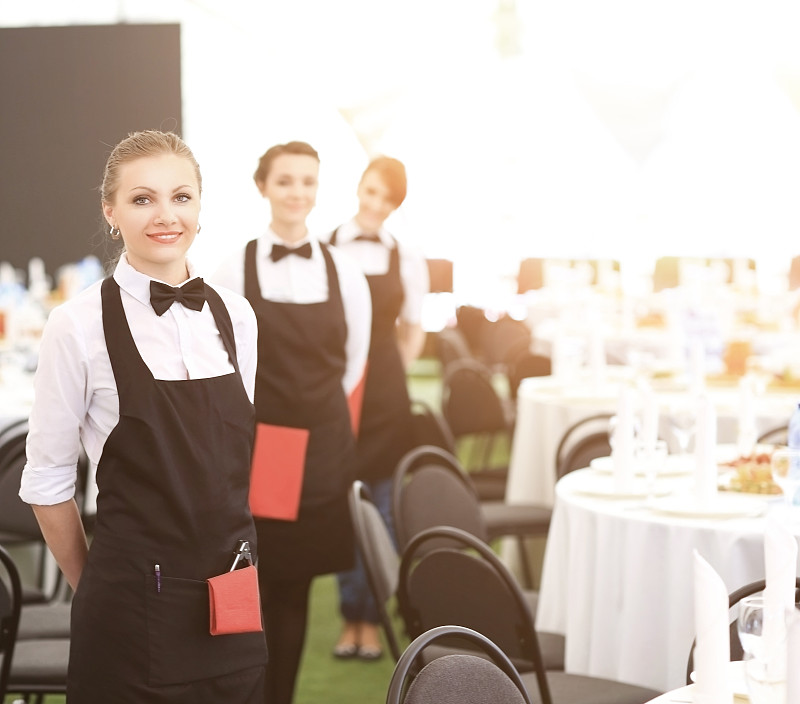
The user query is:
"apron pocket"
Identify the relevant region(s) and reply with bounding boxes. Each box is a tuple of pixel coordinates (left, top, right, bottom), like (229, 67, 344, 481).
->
(145, 574, 267, 687)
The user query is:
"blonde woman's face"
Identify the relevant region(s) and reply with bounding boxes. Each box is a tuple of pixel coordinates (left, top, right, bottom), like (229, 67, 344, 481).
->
(103, 154, 200, 282)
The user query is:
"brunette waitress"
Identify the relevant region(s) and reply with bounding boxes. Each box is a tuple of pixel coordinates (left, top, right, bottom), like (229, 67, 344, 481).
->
(326, 156, 428, 660)
(19, 130, 267, 703)
(212, 141, 371, 704)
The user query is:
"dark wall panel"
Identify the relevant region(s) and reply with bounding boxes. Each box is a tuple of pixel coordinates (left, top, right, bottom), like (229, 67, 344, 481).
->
(0, 24, 182, 279)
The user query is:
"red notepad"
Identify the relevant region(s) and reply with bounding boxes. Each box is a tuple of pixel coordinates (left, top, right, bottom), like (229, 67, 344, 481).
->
(348, 365, 368, 438)
(249, 423, 309, 521)
(207, 565, 263, 635)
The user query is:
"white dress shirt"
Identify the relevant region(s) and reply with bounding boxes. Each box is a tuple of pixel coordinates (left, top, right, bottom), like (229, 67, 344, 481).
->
(20, 254, 258, 506)
(324, 219, 429, 325)
(211, 229, 372, 395)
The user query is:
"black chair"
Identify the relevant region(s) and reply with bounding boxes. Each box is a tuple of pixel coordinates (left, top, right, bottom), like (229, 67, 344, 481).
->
(0, 543, 70, 703)
(506, 345, 551, 401)
(391, 447, 563, 671)
(441, 358, 516, 496)
(386, 625, 532, 704)
(348, 481, 404, 662)
(685, 577, 800, 684)
(553, 414, 614, 480)
(757, 425, 788, 445)
(0, 543, 22, 699)
(435, 327, 474, 371)
(410, 400, 456, 454)
(398, 526, 661, 704)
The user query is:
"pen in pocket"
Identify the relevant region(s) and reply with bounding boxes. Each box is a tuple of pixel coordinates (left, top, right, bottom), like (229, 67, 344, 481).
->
(155, 564, 161, 593)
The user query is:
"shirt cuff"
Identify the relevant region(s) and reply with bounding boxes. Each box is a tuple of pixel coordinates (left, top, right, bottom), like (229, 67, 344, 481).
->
(19, 463, 77, 505)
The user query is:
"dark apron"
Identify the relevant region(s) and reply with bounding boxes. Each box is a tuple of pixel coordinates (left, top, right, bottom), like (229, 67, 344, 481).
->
(68, 278, 267, 704)
(244, 240, 355, 579)
(330, 229, 414, 482)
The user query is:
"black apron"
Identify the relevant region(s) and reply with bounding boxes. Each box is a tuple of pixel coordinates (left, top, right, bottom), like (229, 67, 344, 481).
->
(330, 229, 414, 482)
(244, 240, 355, 579)
(68, 278, 267, 703)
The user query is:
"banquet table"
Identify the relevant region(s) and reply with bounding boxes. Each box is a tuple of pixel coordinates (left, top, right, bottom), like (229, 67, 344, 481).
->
(535, 466, 799, 693)
(506, 369, 799, 509)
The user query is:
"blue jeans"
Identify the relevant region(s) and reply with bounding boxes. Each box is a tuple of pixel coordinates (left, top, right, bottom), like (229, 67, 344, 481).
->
(336, 478, 395, 624)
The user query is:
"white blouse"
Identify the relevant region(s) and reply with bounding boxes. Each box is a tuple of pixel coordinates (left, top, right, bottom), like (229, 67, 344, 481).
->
(20, 254, 258, 506)
(324, 219, 429, 325)
(211, 229, 372, 396)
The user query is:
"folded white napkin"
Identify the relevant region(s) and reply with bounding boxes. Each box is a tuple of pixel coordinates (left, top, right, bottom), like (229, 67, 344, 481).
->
(693, 550, 733, 704)
(736, 376, 757, 457)
(689, 340, 707, 395)
(787, 608, 800, 702)
(639, 381, 659, 452)
(694, 394, 718, 507)
(762, 515, 797, 680)
(612, 386, 636, 491)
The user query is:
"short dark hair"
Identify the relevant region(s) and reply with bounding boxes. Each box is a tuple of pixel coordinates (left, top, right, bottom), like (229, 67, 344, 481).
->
(253, 141, 319, 188)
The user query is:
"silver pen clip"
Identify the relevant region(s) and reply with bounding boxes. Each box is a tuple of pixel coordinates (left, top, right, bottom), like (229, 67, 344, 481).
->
(229, 539, 254, 572)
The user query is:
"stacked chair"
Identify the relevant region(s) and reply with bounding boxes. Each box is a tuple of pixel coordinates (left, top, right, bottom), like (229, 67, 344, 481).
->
(386, 625, 532, 704)
(0, 420, 71, 701)
(397, 526, 661, 704)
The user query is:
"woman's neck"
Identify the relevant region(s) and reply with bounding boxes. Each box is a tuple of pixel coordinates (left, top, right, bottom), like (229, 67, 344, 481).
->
(353, 214, 382, 236)
(271, 221, 308, 244)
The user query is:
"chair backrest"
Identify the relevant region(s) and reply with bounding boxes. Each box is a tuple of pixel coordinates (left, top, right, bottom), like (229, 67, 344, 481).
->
(392, 446, 489, 552)
(397, 526, 552, 704)
(348, 481, 403, 662)
(409, 400, 456, 453)
(386, 625, 532, 704)
(557, 432, 612, 479)
(506, 347, 551, 401)
(0, 421, 41, 539)
(441, 359, 511, 438)
(757, 425, 788, 446)
(0, 544, 22, 699)
(435, 327, 474, 370)
(554, 413, 614, 479)
(685, 577, 800, 683)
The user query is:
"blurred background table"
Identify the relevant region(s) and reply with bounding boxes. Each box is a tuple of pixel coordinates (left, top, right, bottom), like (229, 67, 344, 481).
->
(535, 467, 800, 692)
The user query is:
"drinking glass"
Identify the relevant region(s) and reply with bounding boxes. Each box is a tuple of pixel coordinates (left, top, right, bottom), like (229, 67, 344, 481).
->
(634, 440, 668, 499)
(770, 448, 800, 512)
(737, 595, 787, 704)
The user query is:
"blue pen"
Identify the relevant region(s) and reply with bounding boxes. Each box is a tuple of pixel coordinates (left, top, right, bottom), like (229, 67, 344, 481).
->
(155, 564, 161, 593)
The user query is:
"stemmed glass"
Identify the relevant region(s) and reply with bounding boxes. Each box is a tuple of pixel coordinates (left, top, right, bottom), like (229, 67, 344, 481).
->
(737, 595, 787, 704)
(770, 448, 800, 514)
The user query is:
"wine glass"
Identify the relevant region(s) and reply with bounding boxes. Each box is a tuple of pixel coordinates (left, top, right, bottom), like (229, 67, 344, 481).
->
(737, 595, 787, 704)
(770, 448, 800, 513)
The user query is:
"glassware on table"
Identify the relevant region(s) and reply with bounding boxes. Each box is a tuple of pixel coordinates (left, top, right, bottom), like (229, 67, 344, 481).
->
(770, 447, 800, 513)
(737, 595, 787, 704)
(634, 440, 668, 499)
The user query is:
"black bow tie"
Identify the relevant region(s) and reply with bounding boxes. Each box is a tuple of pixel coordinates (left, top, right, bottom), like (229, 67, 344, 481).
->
(354, 233, 381, 243)
(270, 242, 313, 262)
(149, 278, 206, 316)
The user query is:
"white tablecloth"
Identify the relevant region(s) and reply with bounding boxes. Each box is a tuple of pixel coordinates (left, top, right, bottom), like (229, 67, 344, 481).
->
(506, 371, 798, 509)
(536, 468, 798, 692)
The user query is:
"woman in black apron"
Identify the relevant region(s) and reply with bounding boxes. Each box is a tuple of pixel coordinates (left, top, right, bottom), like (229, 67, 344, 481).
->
(326, 157, 429, 660)
(211, 141, 372, 704)
(20, 130, 267, 703)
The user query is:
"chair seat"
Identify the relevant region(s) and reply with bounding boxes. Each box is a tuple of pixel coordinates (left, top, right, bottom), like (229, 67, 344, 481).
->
(521, 671, 661, 704)
(481, 502, 551, 540)
(8, 638, 70, 689)
(18, 601, 72, 639)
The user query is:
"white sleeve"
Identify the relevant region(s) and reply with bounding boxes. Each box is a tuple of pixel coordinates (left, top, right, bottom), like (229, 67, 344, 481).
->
(399, 242, 430, 325)
(330, 246, 372, 395)
(210, 249, 246, 297)
(20, 305, 89, 505)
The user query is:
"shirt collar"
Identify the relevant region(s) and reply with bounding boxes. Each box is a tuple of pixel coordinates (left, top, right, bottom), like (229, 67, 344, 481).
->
(113, 253, 200, 308)
(261, 228, 319, 259)
(336, 219, 390, 246)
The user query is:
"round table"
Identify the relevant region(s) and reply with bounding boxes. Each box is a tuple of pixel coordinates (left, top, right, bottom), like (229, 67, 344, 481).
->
(535, 467, 798, 692)
(506, 369, 798, 509)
